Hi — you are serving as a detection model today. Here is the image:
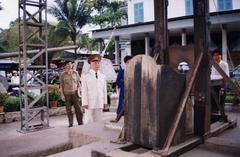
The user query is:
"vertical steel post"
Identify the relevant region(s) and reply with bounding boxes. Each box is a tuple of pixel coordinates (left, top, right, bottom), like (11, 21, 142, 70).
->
(18, 0, 49, 133)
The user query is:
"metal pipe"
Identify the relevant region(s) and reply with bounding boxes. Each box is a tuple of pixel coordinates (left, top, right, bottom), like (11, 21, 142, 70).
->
(0, 45, 78, 59)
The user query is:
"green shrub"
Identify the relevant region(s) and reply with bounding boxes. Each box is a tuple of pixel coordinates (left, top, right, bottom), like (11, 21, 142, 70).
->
(225, 95, 240, 104)
(3, 96, 20, 112)
(48, 84, 61, 101)
(107, 83, 113, 95)
(0, 92, 9, 106)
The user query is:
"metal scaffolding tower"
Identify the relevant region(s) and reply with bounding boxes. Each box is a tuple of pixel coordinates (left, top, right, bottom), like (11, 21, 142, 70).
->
(18, 0, 49, 133)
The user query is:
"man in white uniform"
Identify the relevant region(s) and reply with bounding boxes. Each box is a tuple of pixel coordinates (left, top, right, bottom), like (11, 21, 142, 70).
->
(210, 49, 229, 122)
(81, 54, 107, 124)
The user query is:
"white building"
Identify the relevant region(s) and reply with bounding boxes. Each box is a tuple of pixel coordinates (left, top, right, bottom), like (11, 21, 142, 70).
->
(92, 0, 240, 65)
(128, 0, 240, 24)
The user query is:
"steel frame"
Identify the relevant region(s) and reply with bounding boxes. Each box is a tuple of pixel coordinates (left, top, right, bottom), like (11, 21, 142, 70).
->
(18, 0, 49, 133)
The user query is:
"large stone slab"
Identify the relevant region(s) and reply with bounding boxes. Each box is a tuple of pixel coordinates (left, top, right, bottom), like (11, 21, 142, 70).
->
(125, 55, 186, 149)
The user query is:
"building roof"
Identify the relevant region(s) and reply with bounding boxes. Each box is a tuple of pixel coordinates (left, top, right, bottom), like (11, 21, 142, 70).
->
(92, 9, 240, 40)
(0, 60, 18, 71)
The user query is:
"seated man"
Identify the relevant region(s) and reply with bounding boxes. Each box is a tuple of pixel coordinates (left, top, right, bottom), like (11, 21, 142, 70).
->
(210, 49, 229, 122)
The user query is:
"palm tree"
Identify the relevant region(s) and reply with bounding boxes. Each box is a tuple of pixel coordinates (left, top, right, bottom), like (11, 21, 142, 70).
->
(48, 0, 92, 58)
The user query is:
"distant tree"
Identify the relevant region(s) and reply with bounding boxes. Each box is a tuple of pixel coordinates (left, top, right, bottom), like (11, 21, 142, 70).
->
(48, 0, 92, 57)
(106, 1, 127, 27)
(0, 18, 70, 54)
(48, 24, 70, 48)
(90, 0, 108, 28)
(77, 34, 98, 51)
(0, 22, 19, 52)
(47, 23, 71, 61)
(91, 0, 127, 28)
(0, 2, 3, 11)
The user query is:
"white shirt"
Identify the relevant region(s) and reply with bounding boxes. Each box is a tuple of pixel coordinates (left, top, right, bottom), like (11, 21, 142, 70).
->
(211, 60, 229, 80)
(11, 76, 20, 84)
(81, 69, 107, 109)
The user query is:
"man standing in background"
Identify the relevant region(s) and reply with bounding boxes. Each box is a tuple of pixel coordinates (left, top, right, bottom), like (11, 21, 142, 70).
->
(11, 71, 19, 84)
(111, 55, 132, 123)
(60, 61, 83, 127)
(81, 54, 107, 124)
(210, 49, 229, 122)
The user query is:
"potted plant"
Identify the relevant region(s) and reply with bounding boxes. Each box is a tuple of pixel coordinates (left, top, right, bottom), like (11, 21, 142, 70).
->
(104, 83, 114, 112)
(3, 96, 20, 112)
(0, 92, 8, 113)
(48, 84, 61, 108)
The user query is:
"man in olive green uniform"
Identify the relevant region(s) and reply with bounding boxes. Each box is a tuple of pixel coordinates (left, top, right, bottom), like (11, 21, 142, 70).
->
(60, 61, 83, 127)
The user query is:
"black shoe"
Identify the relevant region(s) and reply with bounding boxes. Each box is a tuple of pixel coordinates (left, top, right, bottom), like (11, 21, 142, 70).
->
(69, 124, 73, 127)
(78, 123, 83, 125)
(110, 119, 118, 123)
(219, 117, 228, 123)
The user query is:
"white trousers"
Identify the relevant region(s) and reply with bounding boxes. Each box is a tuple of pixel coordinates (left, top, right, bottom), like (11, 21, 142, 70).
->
(83, 108, 103, 124)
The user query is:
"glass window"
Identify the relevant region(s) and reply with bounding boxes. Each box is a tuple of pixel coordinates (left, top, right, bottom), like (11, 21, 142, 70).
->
(134, 2, 144, 23)
(218, 0, 232, 11)
(185, 0, 193, 15)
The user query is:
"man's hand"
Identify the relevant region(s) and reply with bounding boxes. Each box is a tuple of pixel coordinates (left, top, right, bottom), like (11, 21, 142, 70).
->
(83, 105, 89, 109)
(220, 88, 225, 96)
(61, 94, 65, 102)
(103, 104, 109, 112)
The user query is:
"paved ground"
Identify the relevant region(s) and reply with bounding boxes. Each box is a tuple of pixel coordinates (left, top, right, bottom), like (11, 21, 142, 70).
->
(0, 110, 239, 157)
(0, 112, 116, 141)
(180, 112, 240, 157)
(0, 112, 119, 157)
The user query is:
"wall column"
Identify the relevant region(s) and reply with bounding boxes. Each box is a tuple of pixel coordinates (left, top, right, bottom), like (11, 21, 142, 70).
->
(115, 36, 120, 64)
(181, 29, 187, 46)
(222, 24, 227, 62)
(145, 33, 150, 55)
(98, 38, 103, 54)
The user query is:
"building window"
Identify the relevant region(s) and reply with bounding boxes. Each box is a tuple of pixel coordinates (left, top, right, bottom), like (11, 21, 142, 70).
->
(185, 0, 193, 15)
(134, 2, 144, 23)
(218, 0, 232, 11)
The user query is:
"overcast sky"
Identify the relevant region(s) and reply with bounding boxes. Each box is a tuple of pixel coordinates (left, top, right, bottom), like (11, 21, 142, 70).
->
(0, 0, 97, 33)
(0, 0, 58, 29)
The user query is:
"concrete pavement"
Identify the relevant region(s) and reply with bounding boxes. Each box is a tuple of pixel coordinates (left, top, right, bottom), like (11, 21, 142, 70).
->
(46, 112, 240, 157)
(0, 112, 120, 157)
(0, 110, 239, 157)
(180, 112, 240, 157)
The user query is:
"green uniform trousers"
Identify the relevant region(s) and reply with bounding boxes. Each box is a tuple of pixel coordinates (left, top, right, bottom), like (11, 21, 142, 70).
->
(64, 92, 83, 125)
